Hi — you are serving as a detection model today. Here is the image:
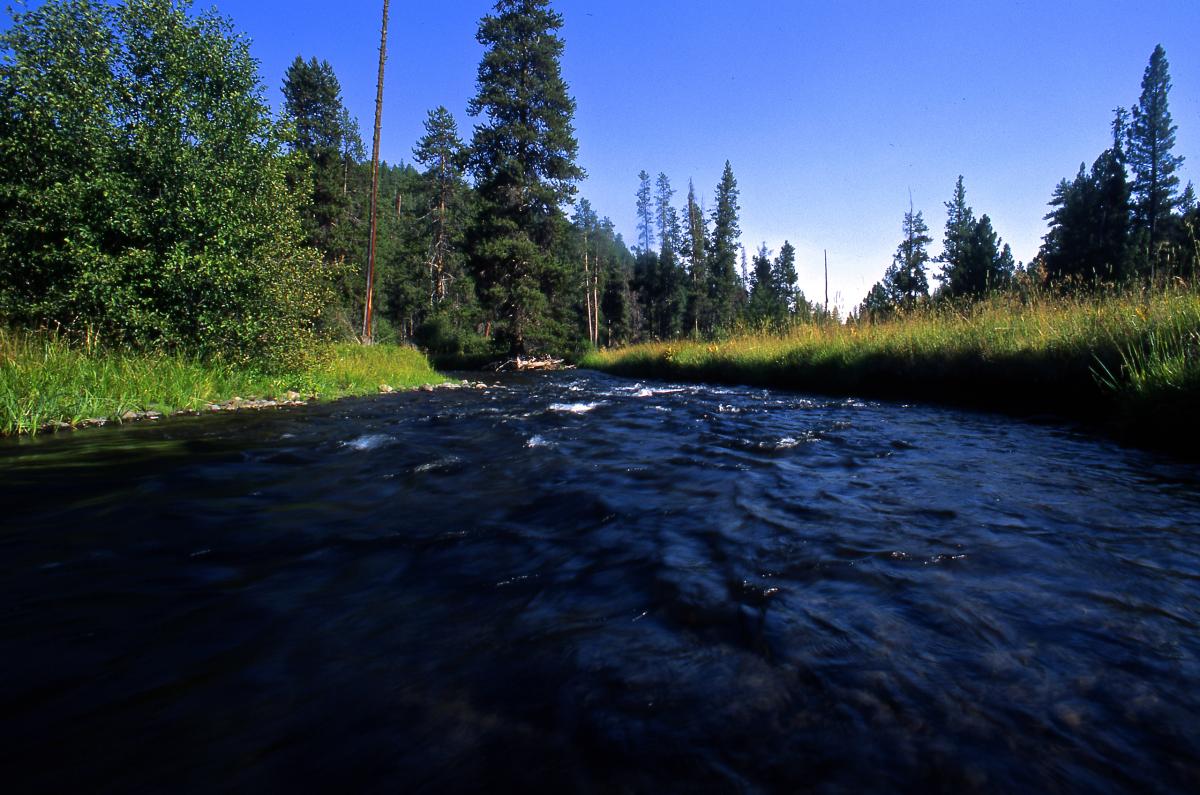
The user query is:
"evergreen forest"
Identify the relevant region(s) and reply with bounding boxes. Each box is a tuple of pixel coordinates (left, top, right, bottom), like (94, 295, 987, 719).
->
(1, 0, 1197, 370)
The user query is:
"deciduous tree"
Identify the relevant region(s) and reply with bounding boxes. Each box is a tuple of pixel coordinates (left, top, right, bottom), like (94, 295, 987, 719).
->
(0, 0, 334, 369)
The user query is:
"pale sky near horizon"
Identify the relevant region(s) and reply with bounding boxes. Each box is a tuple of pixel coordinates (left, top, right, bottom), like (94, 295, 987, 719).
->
(5, 1, 1198, 310)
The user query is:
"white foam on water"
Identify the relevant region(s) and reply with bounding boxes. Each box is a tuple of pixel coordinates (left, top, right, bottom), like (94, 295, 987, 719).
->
(632, 386, 686, 398)
(343, 434, 393, 452)
(526, 435, 554, 448)
(549, 402, 602, 414)
(414, 456, 463, 473)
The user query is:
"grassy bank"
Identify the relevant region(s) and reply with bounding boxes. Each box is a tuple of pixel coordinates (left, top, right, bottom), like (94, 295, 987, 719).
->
(0, 329, 449, 436)
(582, 289, 1200, 451)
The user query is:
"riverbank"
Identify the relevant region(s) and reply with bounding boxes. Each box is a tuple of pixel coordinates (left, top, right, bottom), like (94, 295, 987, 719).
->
(0, 329, 450, 436)
(581, 289, 1200, 452)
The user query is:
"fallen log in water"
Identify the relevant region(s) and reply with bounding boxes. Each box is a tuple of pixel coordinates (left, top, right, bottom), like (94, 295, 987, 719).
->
(491, 356, 575, 372)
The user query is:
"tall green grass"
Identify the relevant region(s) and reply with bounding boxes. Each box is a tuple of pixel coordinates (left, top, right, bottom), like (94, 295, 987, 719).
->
(0, 329, 448, 436)
(583, 288, 1200, 450)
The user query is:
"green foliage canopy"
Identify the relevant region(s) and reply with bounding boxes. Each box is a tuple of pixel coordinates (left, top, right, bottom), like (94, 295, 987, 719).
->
(0, 0, 335, 369)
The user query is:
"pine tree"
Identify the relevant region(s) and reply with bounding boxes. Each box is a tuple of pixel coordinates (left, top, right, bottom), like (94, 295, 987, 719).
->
(282, 56, 358, 257)
(961, 214, 1014, 296)
(681, 180, 709, 336)
(655, 239, 686, 339)
(632, 249, 660, 338)
(747, 243, 779, 323)
(1041, 166, 1092, 283)
(773, 241, 799, 315)
(466, 0, 583, 354)
(598, 217, 635, 345)
(573, 198, 600, 346)
(1181, 182, 1197, 215)
(635, 170, 655, 253)
(858, 281, 894, 322)
(413, 106, 467, 309)
(1128, 45, 1184, 273)
(1040, 110, 1132, 284)
(654, 173, 677, 252)
(1177, 190, 1200, 280)
(936, 175, 976, 290)
(934, 177, 1015, 298)
(887, 202, 931, 311)
(654, 182, 685, 338)
(283, 56, 346, 161)
(707, 161, 742, 332)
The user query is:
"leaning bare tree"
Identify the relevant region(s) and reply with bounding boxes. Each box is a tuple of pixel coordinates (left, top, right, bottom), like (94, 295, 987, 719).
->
(362, 0, 390, 343)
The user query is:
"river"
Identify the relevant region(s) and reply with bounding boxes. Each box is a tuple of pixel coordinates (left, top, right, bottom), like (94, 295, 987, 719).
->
(2, 371, 1198, 793)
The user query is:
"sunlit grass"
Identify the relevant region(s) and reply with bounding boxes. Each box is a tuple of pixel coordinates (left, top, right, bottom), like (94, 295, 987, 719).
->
(583, 287, 1200, 448)
(0, 330, 448, 436)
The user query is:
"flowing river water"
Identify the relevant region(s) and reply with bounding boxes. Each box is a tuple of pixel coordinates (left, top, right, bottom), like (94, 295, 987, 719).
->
(2, 371, 1199, 793)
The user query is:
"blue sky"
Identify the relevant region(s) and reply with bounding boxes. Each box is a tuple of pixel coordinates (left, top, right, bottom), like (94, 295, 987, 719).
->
(8, 1, 1199, 309)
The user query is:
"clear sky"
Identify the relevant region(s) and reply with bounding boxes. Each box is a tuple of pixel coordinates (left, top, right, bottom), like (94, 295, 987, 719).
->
(7, 1, 1199, 310)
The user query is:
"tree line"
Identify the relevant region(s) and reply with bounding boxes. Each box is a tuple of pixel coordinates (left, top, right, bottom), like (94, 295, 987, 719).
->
(2, 1, 1196, 369)
(858, 44, 1197, 321)
(281, 0, 826, 356)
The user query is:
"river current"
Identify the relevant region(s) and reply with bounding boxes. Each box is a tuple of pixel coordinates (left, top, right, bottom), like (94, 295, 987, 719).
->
(2, 371, 1198, 793)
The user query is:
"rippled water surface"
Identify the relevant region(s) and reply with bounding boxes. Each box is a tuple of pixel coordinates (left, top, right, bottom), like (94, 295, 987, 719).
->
(3, 372, 1199, 793)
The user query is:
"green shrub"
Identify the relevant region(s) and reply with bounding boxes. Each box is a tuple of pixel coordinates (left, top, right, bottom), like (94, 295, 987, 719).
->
(0, 0, 337, 370)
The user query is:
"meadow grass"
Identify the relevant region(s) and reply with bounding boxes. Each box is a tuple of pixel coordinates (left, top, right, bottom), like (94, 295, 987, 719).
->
(582, 288, 1200, 451)
(0, 330, 448, 436)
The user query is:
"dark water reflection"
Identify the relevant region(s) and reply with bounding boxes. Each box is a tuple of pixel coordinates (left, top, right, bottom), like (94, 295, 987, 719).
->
(2, 372, 1199, 793)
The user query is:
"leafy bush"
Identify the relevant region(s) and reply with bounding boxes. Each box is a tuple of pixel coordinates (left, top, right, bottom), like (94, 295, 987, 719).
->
(0, 0, 337, 369)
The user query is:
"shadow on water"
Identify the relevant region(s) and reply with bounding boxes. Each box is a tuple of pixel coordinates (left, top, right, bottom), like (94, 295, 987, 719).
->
(2, 371, 1199, 793)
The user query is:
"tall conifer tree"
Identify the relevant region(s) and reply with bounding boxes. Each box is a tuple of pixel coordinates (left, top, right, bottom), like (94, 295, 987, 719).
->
(638, 169, 657, 253)
(413, 106, 467, 308)
(681, 180, 709, 335)
(1128, 45, 1184, 271)
(707, 161, 742, 332)
(282, 56, 359, 258)
(635, 170, 655, 253)
(936, 175, 976, 288)
(747, 243, 780, 323)
(654, 173, 677, 251)
(885, 203, 931, 310)
(773, 240, 799, 315)
(467, 0, 583, 353)
(1040, 109, 1132, 284)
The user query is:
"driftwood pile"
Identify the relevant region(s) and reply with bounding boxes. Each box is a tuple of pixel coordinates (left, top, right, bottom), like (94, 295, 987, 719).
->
(491, 356, 574, 373)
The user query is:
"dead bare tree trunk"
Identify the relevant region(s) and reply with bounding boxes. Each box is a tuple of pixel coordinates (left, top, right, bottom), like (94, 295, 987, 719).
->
(362, 0, 390, 344)
(824, 249, 829, 318)
(583, 229, 594, 346)
(592, 261, 600, 347)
